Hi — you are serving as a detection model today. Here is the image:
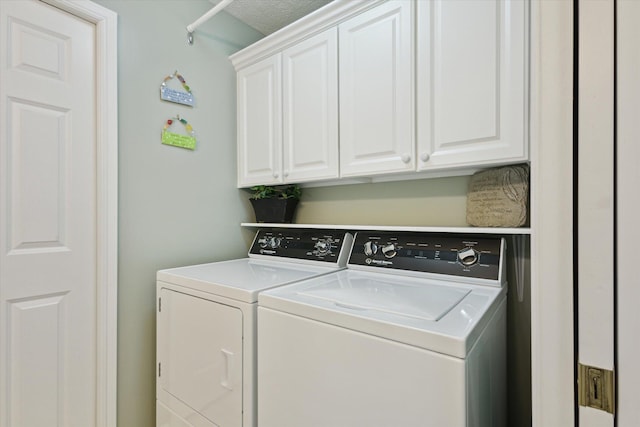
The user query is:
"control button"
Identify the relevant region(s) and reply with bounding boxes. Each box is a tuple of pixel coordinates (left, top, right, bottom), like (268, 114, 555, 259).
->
(364, 241, 378, 256)
(458, 247, 478, 266)
(381, 243, 397, 259)
(314, 238, 332, 256)
(258, 238, 268, 248)
(268, 237, 281, 249)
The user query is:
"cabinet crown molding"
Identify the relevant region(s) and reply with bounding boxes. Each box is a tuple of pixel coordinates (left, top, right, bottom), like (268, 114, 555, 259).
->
(229, 0, 386, 70)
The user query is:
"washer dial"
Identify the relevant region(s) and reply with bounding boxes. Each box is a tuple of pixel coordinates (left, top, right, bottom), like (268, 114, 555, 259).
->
(364, 241, 378, 256)
(381, 243, 398, 258)
(457, 247, 479, 266)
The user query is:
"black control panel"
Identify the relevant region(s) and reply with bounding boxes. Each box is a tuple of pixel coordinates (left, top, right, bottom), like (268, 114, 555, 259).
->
(249, 228, 351, 263)
(349, 231, 503, 280)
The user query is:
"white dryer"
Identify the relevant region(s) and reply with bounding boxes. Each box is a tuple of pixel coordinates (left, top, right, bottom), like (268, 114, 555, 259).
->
(155, 228, 353, 427)
(258, 231, 507, 427)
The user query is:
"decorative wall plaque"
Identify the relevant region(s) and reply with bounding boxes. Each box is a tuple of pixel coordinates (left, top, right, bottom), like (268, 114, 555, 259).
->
(161, 115, 196, 150)
(160, 70, 195, 107)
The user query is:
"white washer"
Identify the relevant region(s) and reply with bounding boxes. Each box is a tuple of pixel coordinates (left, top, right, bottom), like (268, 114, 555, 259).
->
(258, 231, 507, 427)
(155, 228, 353, 427)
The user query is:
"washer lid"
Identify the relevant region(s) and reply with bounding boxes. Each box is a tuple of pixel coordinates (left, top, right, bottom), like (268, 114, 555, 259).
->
(259, 270, 505, 358)
(298, 277, 470, 321)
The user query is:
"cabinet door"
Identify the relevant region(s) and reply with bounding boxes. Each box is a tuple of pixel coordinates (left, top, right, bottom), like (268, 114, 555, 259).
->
(416, 0, 527, 170)
(237, 55, 282, 187)
(283, 28, 339, 182)
(339, 1, 414, 177)
(158, 288, 243, 427)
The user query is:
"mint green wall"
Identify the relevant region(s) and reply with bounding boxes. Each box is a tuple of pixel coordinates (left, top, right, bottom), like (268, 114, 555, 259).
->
(92, 1, 262, 426)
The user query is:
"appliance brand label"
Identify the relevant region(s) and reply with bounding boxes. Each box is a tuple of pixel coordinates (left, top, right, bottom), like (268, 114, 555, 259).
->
(366, 258, 393, 266)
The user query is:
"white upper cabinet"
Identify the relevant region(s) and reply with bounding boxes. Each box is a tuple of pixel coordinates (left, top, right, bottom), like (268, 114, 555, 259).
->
(236, 28, 339, 188)
(338, 1, 414, 178)
(282, 28, 339, 182)
(416, 0, 527, 171)
(232, 0, 528, 187)
(237, 55, 282, 186)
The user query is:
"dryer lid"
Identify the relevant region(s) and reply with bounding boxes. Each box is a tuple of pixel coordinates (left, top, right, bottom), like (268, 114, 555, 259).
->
(158, 258, 342, 303)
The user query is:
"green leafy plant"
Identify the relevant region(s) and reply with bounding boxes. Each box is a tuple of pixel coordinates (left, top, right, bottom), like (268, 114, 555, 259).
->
(250, 184, 301, 200)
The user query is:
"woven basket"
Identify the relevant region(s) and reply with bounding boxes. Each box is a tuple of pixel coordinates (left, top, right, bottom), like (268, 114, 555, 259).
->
(466, 164, 529, 227)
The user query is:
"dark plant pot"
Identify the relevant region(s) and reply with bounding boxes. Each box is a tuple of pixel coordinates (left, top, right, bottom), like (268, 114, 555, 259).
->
(250, 198, 299, 223)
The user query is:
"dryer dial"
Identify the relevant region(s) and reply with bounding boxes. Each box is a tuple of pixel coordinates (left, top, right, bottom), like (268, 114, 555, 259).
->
(268, 237, 281, 249)
(314, 238, 332, 256)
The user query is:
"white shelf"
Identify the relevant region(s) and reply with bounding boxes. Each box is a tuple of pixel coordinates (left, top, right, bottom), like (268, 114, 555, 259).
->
(241, 222, 531, 235)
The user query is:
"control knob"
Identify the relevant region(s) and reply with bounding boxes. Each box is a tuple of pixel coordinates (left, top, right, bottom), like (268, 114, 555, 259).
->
(314, 238, 332, 256)
(258, 238, 268, 248)
(268, 237, 281, 249)
(363, 241, 378, 256)
(381, 243, 398, 259)
(457, 247, 479, 266)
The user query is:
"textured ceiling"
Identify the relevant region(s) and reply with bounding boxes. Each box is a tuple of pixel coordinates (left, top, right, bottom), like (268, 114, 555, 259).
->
(209, 0, 333, 35)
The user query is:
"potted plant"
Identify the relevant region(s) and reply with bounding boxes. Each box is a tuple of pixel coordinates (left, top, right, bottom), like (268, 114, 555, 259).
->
(249, 184, 302, 223)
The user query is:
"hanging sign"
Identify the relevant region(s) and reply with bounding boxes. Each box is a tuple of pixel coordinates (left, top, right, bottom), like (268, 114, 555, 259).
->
(160, 70, 195, 107)
(161, 116, 197, 150)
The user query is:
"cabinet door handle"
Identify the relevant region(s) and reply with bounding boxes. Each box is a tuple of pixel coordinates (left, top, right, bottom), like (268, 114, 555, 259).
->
(273, 171, 279, 178)
(283, 170, 289, 178)
(401, 153, 412, 164)
(420, 152, 430, 162)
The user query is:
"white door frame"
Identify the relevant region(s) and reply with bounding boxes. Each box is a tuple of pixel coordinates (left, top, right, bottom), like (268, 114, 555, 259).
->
(39, 1, 118, 425)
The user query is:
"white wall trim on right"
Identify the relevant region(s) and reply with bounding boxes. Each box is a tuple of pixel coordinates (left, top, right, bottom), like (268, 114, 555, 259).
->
(529, 0, 575, 426)
(617, 2, 640, 424)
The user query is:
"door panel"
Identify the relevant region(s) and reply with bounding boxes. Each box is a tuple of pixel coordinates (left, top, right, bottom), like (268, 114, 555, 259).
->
(0, 1, 97, 425)
(8, 100, 69, 251)
(282, 27, 339, 182)
(416, 0, 527, 170)
(236, 55, 282, 186)
(339, 1, 414, 177)
(8, 294, 68, 427)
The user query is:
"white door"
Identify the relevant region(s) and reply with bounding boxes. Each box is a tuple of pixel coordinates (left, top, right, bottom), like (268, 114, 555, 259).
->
(415, 0, 527, 171)
(0, 1, 101, 426)
(282, 27, 339, 183)
(616, 1, 640, 425)
(236, 55, 282, 187)
(338, 1, 414, 178)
